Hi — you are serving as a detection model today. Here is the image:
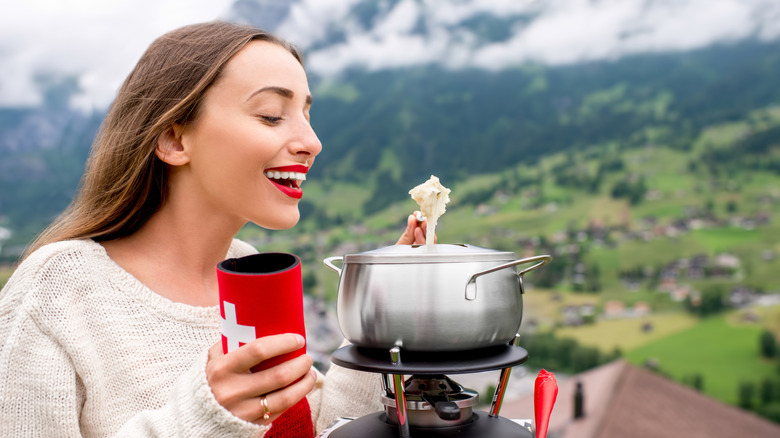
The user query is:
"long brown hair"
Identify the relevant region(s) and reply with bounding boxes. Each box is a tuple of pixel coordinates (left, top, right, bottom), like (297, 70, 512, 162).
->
(24, 22, 303, 258)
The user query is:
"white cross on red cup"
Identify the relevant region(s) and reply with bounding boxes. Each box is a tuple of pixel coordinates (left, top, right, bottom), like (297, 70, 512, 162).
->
(216, 252, 306, 372)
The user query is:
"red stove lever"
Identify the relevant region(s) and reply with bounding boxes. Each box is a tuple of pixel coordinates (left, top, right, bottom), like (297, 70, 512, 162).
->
(534, 369, 558, 438)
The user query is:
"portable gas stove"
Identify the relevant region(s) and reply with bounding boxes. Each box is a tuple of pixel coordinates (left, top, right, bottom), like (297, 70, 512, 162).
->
(316, 336, 533, 438)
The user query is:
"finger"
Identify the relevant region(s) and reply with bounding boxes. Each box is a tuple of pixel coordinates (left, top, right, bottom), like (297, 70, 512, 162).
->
(414, 226, 426, 244)
(230, 333, 305, 373)
(208, 340, 225, 361)
(254, 368, 318, 425)
(251, 354, 314, 395)
(207, 353, 313, 421)
(396, 214, 417, 245)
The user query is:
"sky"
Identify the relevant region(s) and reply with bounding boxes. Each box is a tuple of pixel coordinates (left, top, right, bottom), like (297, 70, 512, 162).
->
(295, 0, 780, 74)
(1, 0, 779, 111)
(0, 0, 234, 110)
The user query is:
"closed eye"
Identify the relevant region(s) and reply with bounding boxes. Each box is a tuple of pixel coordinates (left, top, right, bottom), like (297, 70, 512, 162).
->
(257, 115, 283, 125)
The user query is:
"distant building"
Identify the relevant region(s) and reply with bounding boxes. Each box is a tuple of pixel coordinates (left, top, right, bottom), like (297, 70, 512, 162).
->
(669, 284, 693, 302)
(632, 301, 651, 317)
(603, 301, 625, 319)
(715, 253, 740, 269)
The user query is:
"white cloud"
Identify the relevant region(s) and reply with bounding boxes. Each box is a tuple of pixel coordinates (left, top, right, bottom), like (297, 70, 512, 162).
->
(1, 0, 778, 110)
(373, 0, 421, 36)
(275, 0, 363, 48)
(307, 0, 444, 74)
(309, 29, 453, 75)
(423, 0, 541, 26)
(301, 0, 780, 75)
(0, 0, 233, 110)
(502, 0, 758, 66)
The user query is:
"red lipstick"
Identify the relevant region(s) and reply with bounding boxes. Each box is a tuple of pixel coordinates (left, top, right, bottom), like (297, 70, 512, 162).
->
(265, 165, 308, 200)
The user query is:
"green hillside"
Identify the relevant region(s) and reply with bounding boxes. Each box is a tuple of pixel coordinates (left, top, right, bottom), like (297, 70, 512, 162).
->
(258, 102, 780, 299)
(307, 39, 780, 214)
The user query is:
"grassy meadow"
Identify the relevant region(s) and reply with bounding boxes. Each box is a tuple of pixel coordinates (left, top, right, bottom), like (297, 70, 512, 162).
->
(554, 311, 700, 352)
(625, 314, 777, 405)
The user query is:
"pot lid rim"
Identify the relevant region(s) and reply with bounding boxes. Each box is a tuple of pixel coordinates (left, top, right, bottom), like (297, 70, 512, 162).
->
(342, 244, 516, 263)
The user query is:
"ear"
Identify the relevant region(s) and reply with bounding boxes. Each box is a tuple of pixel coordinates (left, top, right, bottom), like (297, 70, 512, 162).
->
(155, 124, 190, 166)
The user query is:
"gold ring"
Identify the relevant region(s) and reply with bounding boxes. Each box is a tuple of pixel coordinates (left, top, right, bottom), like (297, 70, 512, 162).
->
(261, 396, 271, 421)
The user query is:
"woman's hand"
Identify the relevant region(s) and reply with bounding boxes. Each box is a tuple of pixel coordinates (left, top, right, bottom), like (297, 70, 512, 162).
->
(206, 334, 317, 425)
(396, 211, 436, 245)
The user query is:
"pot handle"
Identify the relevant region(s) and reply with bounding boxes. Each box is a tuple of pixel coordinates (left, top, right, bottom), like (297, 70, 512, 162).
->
(323, 256, 344, 275)
(465, 255, 552, 301)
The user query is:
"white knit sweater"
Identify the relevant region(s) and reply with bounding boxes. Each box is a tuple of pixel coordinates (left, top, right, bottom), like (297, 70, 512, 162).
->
(0, 239, 382, 437)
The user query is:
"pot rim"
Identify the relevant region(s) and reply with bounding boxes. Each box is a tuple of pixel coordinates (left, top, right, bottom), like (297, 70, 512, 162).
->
(342, 243, 516, 264)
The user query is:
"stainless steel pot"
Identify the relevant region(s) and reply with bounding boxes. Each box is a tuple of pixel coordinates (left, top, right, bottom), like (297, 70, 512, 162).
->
(323, 244, 551, 351)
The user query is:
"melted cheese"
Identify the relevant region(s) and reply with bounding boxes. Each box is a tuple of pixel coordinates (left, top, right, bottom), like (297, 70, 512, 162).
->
(409, 175, 451, 245)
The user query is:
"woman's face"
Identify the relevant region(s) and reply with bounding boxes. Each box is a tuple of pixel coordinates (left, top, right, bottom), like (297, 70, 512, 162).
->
(178, 40, 322, 230)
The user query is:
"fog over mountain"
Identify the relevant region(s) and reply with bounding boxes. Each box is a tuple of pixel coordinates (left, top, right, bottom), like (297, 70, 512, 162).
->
(1, 0, 779, 111)
(237, 0, 780, 75)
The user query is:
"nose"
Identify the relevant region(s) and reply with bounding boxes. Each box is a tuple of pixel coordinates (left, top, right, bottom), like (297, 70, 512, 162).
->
(291, 117, 322, 160)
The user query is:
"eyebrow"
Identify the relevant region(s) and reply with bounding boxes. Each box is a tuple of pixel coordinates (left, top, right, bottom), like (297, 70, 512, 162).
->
(246, 86, 312, 105)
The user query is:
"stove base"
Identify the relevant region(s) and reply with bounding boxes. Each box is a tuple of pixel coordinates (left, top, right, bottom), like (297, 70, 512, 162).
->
(322, 411, 532, 438)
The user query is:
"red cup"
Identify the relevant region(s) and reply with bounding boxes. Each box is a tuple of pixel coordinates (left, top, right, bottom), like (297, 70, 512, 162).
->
(216, 252, 306, 371)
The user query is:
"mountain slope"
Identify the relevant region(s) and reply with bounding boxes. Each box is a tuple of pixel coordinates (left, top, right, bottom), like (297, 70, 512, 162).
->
(1, 21, 779, 256)
(306, 39, 780, 212)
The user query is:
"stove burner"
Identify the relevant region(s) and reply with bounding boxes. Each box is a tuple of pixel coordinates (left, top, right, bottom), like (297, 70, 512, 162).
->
(403, 375, 463, 399)
(382, 375, 478, 427)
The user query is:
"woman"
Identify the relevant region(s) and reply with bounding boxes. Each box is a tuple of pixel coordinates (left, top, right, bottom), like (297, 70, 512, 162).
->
(0, 22, 429, 437)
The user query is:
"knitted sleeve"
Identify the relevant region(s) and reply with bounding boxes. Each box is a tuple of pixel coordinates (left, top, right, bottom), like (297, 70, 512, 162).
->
(112, 350, 270, 437)
(0, 302, 85, 436)
(308, 363, 385, 432)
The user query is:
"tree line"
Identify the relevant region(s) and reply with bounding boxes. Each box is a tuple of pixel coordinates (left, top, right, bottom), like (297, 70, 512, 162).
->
(737, 330, 780, 423)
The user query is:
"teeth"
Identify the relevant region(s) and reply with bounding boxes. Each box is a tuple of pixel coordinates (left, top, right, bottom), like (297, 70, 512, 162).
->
(265, 171, 307, 181)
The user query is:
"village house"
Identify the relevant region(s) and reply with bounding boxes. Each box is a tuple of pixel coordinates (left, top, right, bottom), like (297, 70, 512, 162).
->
(631, 301, 651, 317)
(603, 301, 625, 319)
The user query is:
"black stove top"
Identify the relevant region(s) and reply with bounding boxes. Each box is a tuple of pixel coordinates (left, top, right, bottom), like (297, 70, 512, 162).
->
(321, 411, 532, 438)
(325, 344, 531, 437)
(331, 344, 529, 374)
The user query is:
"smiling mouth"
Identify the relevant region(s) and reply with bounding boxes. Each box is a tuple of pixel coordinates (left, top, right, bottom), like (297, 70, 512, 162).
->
(265, 168, 307, 199)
